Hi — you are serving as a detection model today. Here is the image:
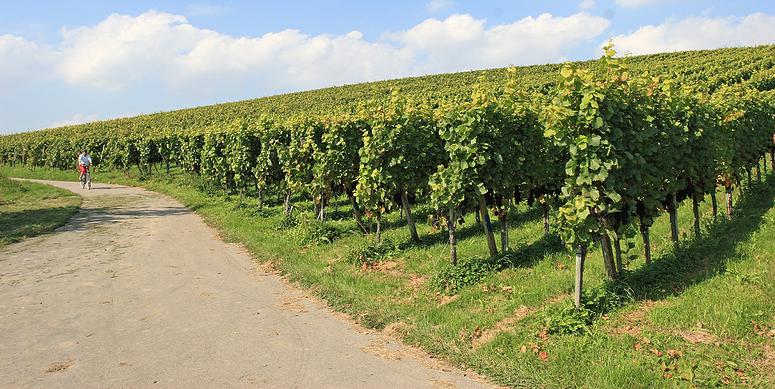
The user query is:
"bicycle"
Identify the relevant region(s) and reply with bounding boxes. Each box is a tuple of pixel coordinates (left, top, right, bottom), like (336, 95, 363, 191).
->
(79, 166, 92, 190)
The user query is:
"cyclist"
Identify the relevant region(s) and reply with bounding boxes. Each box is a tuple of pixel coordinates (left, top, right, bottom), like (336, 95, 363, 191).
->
(77, 149, 92, 182)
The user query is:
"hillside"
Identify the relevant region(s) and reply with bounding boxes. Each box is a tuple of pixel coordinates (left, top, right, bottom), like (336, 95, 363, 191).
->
(2, 45, 774, 138)
(2, 43, 775, 387)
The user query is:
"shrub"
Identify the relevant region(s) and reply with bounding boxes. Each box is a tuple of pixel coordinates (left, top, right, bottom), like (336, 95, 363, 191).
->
(276, 214, 299, 230)
(541, 304, 596, 335)
(301, 219, 341, 245)
(347, 239, 398, 267)
(541, 283, 633, 335)
(431, 259, 495, 295)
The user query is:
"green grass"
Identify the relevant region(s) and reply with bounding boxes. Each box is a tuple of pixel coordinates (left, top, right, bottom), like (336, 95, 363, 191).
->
(0, 176, 81, 248)
(2, 163, 774, 388)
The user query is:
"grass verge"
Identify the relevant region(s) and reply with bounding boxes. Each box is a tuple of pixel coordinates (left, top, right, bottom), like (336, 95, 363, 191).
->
(0, 176, 81, 248)
(2, 164, 773, 388)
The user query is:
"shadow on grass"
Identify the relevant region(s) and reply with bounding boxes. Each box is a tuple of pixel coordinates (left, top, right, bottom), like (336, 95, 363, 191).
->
(616, 180, 775, 302)
(390, 205, 544, 232)
(321, 208, 359, 222)
(392, 204, 547, 254)
(494, 234, 566, 270)
(0, 205, 79, 245)
(397, 218, 502, 251)
(398, 225, 564, 277)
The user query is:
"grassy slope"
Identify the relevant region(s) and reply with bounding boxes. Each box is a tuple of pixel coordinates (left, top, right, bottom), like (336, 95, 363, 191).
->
(2, 162, 773, 388)
(5, 45, 771, 139)
(0, 176, 81, 248)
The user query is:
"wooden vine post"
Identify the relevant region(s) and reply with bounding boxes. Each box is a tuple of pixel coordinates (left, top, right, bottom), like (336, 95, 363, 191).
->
(574, 244, 587, 310)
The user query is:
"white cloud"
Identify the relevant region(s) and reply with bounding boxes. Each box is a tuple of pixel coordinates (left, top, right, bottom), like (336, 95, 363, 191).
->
(615, 0, 666, 7)
(392, 13, 610, 72)
(57, 11, 212, 90)
(0, 34, 54, 90)
(39, 10, 612, 94)
(172, 28, 415, 95)
(1, 10, 614, 132)
(50, 11, 415, 93)
(579, 0, 596, 10)
(610, 13, 775, 55)
(426, 0, 455, 13)
(50, 113, 99, 128)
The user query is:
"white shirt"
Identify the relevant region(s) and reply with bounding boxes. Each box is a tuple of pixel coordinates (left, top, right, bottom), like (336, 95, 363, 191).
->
(78, 154, 92, 166)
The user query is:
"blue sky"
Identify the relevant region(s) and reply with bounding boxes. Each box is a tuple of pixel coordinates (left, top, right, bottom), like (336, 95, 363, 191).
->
(1, 0, 774, 133)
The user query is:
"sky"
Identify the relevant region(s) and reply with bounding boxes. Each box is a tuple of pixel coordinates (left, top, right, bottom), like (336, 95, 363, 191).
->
(1, 0, 774, 134)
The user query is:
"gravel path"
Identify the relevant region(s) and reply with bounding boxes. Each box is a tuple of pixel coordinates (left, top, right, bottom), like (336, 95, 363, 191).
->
(0, 179, 492, 389)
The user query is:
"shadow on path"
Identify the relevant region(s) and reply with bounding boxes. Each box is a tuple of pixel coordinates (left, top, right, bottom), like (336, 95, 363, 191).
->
(60, 205, 191, 233)
(0, 206, 80, 246)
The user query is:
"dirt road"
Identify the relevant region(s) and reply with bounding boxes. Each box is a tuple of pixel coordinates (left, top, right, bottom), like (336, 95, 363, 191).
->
(0, 180, 492, 389)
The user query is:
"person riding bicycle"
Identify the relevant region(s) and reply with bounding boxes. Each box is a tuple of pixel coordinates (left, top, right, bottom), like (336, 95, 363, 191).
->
(77, 149, 92, 180)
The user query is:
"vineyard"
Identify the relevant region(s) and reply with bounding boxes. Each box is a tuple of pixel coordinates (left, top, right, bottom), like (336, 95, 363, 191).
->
(2, 44, 775, 386)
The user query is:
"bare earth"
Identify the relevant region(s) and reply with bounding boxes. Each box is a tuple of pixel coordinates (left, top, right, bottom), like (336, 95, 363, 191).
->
(0, 180, 492, 389)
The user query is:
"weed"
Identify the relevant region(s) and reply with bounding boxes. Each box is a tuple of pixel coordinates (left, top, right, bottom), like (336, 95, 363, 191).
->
(541, 283, 633, 335)
(346, 239, 398, 267)
(431, 258, 495, 295)
(276, 214, 299, 230)
(300, 219, 341, 245)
